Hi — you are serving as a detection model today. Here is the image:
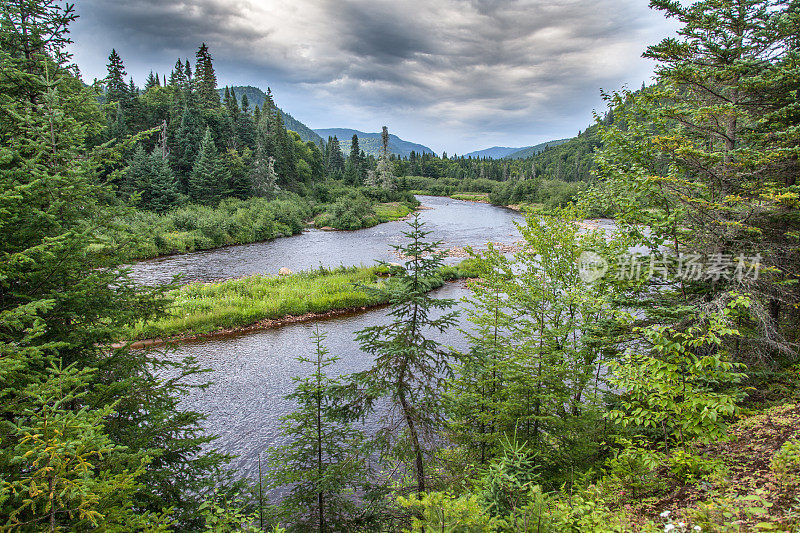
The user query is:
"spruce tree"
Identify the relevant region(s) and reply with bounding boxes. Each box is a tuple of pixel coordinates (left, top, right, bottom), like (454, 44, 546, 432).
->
(195, 42, 220, 109)
(345, 133, 363, 185)
(268, 330, 367, 532)
(104, 48, 128, 104)
(189, 127, 229, 204)
(596, 0, 800, 361)
(0, 4, 230, 529)
(123, 144, 179, 212)
(171, 97, 205, 192)
(351, 216, 459, 495)
(326, 136, 345, 179)
(144, 70, 158, 91)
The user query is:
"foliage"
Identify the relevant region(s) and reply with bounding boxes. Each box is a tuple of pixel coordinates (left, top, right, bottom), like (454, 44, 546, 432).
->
(267, 330, 368, 532)
(350, 215, 460, 495)
(607, 298, 749, 448)
(115, 195, 312, 260)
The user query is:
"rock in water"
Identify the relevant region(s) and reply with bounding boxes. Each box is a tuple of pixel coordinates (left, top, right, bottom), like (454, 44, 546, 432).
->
(279, 267, 293, 276)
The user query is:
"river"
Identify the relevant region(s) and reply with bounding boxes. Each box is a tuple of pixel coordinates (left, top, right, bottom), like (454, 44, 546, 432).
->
(149, 196, 524, 479)
(130, 196, 525, 286)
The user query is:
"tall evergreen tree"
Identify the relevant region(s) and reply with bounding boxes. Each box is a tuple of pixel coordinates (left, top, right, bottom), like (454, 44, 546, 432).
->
(189, 127, 229, 204)
(123, 144, 179, 212)
(268, 330, 367, 532)
(350, 216, 459, 495)
(171, 96, 205, 192)
(144, 70, 158, 91)
(596, 0, 800, 362)
(345, 133, 363, 185)
(195, 42, 220, 109)
(326, 136, 345, 179)
(104, 48, 128, 104)
(0, 4, 230, 529)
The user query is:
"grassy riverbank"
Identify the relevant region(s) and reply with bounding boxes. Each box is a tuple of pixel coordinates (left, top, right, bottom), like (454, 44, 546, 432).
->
(116, 187, 419, 261)
(127, 261, 478, 341)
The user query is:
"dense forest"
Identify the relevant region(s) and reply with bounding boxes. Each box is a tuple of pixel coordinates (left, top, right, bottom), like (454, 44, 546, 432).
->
(1, 0, 799, 532)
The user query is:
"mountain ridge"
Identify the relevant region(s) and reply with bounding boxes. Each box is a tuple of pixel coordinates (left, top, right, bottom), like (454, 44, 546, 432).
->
(220, 86, 323, 144)
(313, 127, 434, 158)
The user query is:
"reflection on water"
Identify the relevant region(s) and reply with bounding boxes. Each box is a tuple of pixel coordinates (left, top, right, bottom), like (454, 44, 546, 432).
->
(129, 196, 524, 285)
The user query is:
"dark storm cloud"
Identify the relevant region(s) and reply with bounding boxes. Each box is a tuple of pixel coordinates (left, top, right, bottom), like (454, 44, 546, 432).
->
(68, 0, 677, 152)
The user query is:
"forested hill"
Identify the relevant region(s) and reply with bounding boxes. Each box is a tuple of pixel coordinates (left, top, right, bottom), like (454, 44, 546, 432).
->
(219, 85, 323, 143)
(313, 128, 434, 157)
(504, 138, 570, 159)
(462, 146, 525, 159)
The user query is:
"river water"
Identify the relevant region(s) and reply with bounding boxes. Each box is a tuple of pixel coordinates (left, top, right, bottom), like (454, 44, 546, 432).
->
(148, 197, 525, 479)
(130, 196, 525, 286)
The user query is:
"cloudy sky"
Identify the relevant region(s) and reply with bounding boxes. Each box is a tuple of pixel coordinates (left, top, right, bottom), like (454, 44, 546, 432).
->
(67, 0, 679, 154)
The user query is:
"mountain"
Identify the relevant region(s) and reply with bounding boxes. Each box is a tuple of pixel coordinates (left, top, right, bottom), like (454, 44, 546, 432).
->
(313, 128, 434, 158)
(504, 139, 571, 159)
(220, 86, 323, 144)
(463, 146, 525, 159)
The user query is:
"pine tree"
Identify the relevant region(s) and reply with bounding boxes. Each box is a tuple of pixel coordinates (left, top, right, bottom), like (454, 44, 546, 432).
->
(268, 330, 367, 532)
(189, 127, 229, 204)
(351, 216, 459, 495)
(195, 42, 220, 109)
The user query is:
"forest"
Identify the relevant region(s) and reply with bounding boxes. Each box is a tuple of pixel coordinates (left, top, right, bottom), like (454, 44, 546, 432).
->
(1, 0, 799, 531)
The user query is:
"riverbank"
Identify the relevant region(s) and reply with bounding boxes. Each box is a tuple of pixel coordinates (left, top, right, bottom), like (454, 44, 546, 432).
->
(123, 261, 479, 346)
(117, 192, 419, 262)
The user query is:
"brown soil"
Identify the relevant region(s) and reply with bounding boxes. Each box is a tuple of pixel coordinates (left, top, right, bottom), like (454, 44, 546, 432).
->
(113, 302, 392, 349)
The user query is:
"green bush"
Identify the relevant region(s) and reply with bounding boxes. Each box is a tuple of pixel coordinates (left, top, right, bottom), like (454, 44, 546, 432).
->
(115, 195, 312, 260)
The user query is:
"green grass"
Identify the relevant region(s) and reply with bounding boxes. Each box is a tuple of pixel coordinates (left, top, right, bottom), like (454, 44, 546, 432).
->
(127, 260, 480, 340)
(450, 192, 489, 203)
(373, 201, 414, 222)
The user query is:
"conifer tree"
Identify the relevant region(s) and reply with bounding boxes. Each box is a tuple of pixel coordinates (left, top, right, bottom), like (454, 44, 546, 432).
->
(326, 136, 345, 179)
(169, 57, 186, 87)
(104, 48, 128, 104)
(171, 97, 205, 191)
(345, 133, 363, 185)
(0, 4, 229, 529)
(189, 127, 229, 204)
(269, 330, 367, 532)
(351, 216, 459, 495)
(195, 42, 220, 109)
(596, 0, 800, 361)
(144, 70, 158, 91)
(123, 144, 179, 212)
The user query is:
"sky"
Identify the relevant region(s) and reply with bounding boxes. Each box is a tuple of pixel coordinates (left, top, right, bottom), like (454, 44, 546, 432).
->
(67, 0, 680, 155)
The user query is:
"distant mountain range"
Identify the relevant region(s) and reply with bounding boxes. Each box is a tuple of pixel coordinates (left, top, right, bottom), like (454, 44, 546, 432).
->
(462, 146, 523, 159)
(463, 139, 571, 160)
(220, 86, 323, 144)
(220, 86, 572, 160)
(504, 139, 570, 159)
(313, 128, 435, 158)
